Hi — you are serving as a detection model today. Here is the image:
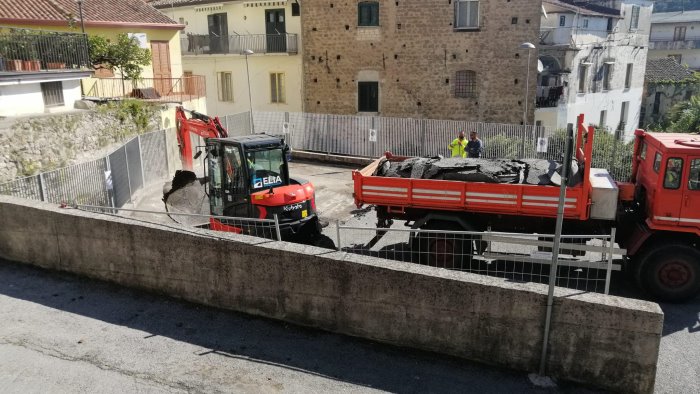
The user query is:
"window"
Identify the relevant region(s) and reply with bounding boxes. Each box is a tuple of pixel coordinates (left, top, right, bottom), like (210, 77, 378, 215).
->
(178, 17, 186, 34)
(674, 26, 687, 41)
(620, 101, 629, 129)
(291, 2, 300, 16)
(600, 110, 607, 128)
(578, 64, 589, 93)
(625, 63, 633, 89)
(455, 70, 477, 98)
(217, 72, 233, 102)
(583, 19, 589, 29)
(689, 159, 700, 190)
(270, 73, 286, 103)
(653, 92, 662, 115)
(358, 1, 379, 26)
(664, 158, 683, 189)
(607, 17, 614, 31)
(653, 152, 662, 173)
(602, 63, 613, 91)
(668, 54, 682, 64)
(455, 0, 479, 29)
(358, 81, 379, 112)
(559, 15, 566, 27)
(247, 148, 287, 191)
(640, 141, 647, 160)
(41, 82, 64, 107)
(630, 5, 640, 30)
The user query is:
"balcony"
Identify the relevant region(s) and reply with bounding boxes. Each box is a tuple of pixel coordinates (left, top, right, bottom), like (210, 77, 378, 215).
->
(181, 33, 298, 56)
(83, 75, 206, 103)
(649, 38, 700, 50)
(0, 27, 89, 73)
(536, 86, 564, 108)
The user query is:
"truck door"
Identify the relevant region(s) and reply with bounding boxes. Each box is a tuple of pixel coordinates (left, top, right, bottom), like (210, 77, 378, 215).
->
(680, 157, 700, 225)
(655, 156, 684, 224)
(222, 144, 251, 217)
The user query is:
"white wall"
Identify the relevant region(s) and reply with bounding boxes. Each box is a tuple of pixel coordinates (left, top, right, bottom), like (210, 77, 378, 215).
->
(0, 78, 82, 117)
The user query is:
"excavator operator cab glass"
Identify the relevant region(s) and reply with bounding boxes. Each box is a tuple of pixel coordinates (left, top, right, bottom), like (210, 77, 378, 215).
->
(247, 148, 287, 191)
(207, 146, 224, 216)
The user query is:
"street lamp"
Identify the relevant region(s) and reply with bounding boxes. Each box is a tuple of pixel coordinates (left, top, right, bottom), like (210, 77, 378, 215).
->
(520, 42, 536, 125)
(243, 49, 255, 133)
(75, 0, 88, 67)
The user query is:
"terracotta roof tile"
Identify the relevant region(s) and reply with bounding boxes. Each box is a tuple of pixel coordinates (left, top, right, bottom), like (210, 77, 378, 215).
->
(646, 58, 695, 83)
(0, 0, 179, 27)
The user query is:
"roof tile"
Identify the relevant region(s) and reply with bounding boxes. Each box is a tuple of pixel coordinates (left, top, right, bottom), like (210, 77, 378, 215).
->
(646, 58, 695, 83)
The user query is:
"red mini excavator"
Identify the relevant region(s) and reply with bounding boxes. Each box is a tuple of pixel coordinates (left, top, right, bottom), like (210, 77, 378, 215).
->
(165, 106, 330, 245)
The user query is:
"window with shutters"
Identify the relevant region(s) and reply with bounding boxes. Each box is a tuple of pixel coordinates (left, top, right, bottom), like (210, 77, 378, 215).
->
(358, 2, 379, 26)
(270, 73, 286, 103)
(455, 70, 476, 98)
(625, 63, 633, 89)
(358, 81, 379, 112)
(217, 72, 233, 102)
(630, 5, 640, 30)
(41, 81, 64, 107)
(578, 64, 589, 93)
(455, 0, 479, 29)
(602, 63, 613, 91)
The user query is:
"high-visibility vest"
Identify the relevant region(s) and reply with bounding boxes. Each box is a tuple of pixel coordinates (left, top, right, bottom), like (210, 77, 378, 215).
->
(448, 138, 467, 158)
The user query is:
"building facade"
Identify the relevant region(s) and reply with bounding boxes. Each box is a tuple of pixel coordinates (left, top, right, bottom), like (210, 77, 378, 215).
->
(640, 57, 700, 129)
(301, 0, 542, 123)
(152, 0, 303, 118)
(648, 10, 700, 71)
(535, 0, 653, 138)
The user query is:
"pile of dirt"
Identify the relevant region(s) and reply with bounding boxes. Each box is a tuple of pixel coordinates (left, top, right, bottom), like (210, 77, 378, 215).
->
(374, 156, 581, 187)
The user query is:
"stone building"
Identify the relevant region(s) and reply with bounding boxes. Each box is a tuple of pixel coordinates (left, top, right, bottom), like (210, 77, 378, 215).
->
(640, 57, 700, 129)
(301, 0, 543, 124)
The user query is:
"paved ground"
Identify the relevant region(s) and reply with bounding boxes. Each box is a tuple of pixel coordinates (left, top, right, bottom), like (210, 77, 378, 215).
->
(3, 160, 698, 392)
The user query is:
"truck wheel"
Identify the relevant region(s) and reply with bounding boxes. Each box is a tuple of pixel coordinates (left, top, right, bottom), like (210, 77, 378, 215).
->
(414, 222, 473, 269)
(637, 243, 700, 302)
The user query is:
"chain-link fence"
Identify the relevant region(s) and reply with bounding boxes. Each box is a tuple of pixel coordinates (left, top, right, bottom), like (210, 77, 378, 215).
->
(333, 226, 622, 294)
(241, 111, 636, 181)
(0, 129, 173, 208)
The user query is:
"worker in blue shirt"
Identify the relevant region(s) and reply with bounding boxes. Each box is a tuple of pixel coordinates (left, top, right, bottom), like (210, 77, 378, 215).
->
(466, 131, 484, 158)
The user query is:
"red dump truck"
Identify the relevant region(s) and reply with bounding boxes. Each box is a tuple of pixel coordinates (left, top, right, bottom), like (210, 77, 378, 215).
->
(352, 115, 700, 302)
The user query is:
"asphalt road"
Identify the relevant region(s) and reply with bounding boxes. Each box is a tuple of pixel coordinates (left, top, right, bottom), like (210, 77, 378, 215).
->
(2, 160, 698, 392)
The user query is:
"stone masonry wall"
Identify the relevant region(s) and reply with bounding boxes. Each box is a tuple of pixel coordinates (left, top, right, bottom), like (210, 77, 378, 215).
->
(0, 103, 161, 183)
(302, 0, 542, 123)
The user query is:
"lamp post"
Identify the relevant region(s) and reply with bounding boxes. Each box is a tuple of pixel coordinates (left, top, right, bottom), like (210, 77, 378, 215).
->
(520, 42, 536, 125)
(243, 49, 255, 133)
(75, 0, 88, 67)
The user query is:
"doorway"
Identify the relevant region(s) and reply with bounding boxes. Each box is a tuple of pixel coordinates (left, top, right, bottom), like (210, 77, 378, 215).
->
(265, 9, 287, 53)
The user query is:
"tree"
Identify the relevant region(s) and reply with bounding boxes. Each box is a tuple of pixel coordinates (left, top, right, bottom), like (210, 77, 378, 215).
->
(667, 95, 700, 133)
(88, 33, 151, 81)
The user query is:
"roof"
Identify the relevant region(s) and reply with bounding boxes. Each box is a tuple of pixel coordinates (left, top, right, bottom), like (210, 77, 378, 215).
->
(647, 133, 700, 153)
(214, 134, 285, 149)
(0, 0, 181, 29)
(543, 0, 621, 18)
(652, 10, 700, 24)
(147, 0, 216, 8)
(645, 58, 695, 83)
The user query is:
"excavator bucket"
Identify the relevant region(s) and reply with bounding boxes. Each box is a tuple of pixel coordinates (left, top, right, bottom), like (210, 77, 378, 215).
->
(162, 170, 209, 226)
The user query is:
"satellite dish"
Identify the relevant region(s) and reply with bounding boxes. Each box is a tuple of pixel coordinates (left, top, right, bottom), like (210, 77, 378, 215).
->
(537, 59, 544, 73)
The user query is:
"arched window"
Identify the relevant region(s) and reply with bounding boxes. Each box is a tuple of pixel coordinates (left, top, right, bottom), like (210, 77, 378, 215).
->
(455, 70, 476, 98)
(358, 1, 379, 26)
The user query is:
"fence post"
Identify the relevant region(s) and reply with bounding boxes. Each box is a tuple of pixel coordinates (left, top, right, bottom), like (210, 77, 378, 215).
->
(325, 113, 331, 156)
(420, 118, 427, 157)
(162, 130, 170, 177)
(123, 145, 133, 203)
(138, 134, 147, 186)
(273, 214, 282, 241)
(336, 220, 342, 251)
(604, 227, 616, 295)
(539, 122, 574, 377)
(37, 173, 47, 202)
(105, 157, 116, 209)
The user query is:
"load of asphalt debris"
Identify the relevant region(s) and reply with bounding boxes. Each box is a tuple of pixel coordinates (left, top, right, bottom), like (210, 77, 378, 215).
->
(373, 156, 582, 186)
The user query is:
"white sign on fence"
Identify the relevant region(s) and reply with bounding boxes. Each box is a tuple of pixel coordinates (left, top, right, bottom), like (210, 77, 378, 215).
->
(368, 129, 377, 142)
(104, 171, 113, 190)
(537, 137, 549, 153)
(282, 122, 290, 134)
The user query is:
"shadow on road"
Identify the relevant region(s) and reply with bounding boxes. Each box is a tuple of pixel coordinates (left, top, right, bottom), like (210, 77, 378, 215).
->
(0, 260, 603, 393)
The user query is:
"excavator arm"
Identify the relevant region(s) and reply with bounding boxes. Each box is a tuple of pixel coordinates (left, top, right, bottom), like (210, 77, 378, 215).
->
(175, 106, 228, 170)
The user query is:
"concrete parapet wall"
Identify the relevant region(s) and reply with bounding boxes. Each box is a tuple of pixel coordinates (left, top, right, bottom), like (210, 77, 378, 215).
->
(0, 196, 663, 393)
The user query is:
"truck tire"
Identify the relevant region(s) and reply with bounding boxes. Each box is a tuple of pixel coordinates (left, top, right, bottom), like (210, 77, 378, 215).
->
(414, 222, 473, 269)
(636, 243, 700, 302)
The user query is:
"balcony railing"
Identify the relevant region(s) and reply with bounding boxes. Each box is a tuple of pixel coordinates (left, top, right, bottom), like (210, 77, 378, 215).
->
(0, 27, 89, 73)
(83, 75, 206, 103)
(536, 86, 564, 108)
(649, 38, 700, 50)
(181, 33, 298, 55)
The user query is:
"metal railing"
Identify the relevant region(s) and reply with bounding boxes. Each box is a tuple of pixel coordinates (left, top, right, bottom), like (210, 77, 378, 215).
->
(0, 26, 89, 72)
(181, 33, 299, 55)
(536, 86, 564, 108)
(248, 110, 635, 181)
(648, 38, 700, 50)
(0, 129, 173, 208)
(83, 75, 206, 102)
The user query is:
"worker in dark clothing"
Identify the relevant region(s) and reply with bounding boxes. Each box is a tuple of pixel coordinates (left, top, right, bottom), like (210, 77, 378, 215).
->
(466, 131, 484, 158)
